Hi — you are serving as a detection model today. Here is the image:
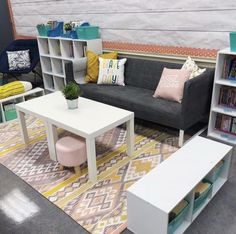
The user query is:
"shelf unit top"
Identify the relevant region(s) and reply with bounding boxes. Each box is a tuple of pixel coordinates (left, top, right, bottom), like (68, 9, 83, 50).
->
(218, 47, 236, 55)
(127, 136, 232, 213)
(37, 36, 101, 43)
(0, 88, 44, 103)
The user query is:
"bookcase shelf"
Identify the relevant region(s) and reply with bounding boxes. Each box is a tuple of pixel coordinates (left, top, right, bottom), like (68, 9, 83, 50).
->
(208, 48, 236, 144)
(37, 36, 102, 92)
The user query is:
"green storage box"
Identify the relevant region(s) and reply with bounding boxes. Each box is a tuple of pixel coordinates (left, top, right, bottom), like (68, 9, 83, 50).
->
(168, 201, 189, 234)
(193, 180, 212, 212)
(37, 24, 51, 37)
(76, 26, 99, 40)
(4, 109, 17, 121)
(211, 160, 224, 182)
(230, 32, 236, 52)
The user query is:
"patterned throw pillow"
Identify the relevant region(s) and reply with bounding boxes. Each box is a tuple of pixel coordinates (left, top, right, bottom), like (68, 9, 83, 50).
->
(7, 50, 31, 71)
(97, 58, 127, 86)
(182, 56, 206, 79)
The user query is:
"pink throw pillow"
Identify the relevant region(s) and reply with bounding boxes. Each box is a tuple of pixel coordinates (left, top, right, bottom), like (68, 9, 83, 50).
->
(153, 68, 191, 103)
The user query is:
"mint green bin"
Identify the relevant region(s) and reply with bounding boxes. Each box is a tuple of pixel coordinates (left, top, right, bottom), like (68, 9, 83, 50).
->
(230, 32, 236, 52)
(5, 109, 17, 121)
(76, 26, 99, 40)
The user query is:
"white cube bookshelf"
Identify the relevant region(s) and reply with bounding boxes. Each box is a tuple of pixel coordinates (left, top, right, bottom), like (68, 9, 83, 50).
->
(127, 136, 232, 234)
(208, 47, 236, 144)
(37, 36, 102, 92)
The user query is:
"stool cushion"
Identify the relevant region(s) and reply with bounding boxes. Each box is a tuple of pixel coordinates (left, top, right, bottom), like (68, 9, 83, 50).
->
(56, 136, 87, 167)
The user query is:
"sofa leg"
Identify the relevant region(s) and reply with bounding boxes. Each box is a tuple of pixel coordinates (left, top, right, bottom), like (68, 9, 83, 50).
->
(179, 130, 184, 147)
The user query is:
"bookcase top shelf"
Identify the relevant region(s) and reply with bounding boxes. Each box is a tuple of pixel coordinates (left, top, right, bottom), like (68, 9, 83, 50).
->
(218, 47, 236, 55)
(37, 36, 102, 43)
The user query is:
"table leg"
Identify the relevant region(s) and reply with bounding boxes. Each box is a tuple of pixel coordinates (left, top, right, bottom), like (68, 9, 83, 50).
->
(17, 110, 29, 144)
(126, 118, 134, 156)
(45, 122, 58, 161)
(86, 137, 97, 183)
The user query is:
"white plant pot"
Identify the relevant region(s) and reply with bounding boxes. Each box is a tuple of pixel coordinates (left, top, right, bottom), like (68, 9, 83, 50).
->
(66, 98, 78, 109)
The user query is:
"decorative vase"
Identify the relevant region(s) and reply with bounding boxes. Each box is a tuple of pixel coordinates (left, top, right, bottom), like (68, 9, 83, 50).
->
(66, 98, 78, 109)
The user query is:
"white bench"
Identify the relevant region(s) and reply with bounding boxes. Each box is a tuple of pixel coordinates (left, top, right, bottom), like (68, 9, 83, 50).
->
(127, 136, 232, 234)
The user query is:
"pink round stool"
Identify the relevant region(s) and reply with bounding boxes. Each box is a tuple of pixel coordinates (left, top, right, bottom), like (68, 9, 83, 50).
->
(56, 136, 87, 175)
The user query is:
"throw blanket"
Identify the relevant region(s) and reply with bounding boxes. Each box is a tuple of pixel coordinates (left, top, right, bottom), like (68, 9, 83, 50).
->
(0, 81, 32, 99)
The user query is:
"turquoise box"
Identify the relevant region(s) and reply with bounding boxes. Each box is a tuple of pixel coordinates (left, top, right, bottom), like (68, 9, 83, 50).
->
(230, 32, 236, 52)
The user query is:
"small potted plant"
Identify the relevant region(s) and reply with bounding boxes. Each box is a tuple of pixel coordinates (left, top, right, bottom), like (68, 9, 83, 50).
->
(64, 23, 72, 32)
(62, 82, 82, 109)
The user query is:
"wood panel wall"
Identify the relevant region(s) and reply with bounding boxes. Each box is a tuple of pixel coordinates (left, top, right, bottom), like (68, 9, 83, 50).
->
(10, 0, 236, 49)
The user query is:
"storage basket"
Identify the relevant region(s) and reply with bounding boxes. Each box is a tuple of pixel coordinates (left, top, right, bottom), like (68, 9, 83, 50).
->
(61, 30, 78, 39)
(211, 161, 224, 182)
(193, 180, 212, 212)
(37, 24, 51, 37)
(230, 32, 236, 52)
(4, 108, 17, 121)
(76, 26, 99, 40)
(168, 201, 189, 234)
(48, 21, 64, 37)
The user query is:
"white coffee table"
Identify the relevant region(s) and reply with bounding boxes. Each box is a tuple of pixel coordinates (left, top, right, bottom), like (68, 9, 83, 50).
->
(16, 91, 134, 183)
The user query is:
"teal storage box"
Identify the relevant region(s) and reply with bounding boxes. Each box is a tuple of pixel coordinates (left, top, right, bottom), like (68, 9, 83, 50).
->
(168, 201, 189, 234)
(193, 180, 212, 212)
(211, 160, 224, 182)
(230, 32, 236, 52)
(4, 109, 17, 121)
(37, 24, 51, 37)
(76, 26, 99, 40)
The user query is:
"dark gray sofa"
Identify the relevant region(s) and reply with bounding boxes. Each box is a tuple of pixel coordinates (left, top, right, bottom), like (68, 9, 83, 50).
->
(65, 57, 214, 146)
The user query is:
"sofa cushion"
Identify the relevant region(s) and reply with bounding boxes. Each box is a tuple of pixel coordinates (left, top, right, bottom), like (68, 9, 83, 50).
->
(80, 83, 183, 129)
(123, 57, 182, 90)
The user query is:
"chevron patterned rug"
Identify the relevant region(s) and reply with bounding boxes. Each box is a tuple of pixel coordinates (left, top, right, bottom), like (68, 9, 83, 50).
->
(0, 116, 180, 234)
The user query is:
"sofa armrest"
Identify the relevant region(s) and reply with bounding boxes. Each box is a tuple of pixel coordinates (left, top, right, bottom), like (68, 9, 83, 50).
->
(181, 69, 215, 129)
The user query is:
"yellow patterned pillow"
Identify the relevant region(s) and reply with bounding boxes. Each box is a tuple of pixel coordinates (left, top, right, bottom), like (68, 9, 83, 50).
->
(85, 50, 118, 83)
(0, 81, 25, 99)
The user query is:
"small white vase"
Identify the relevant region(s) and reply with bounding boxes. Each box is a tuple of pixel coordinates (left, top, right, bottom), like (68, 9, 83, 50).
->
(66, 98, 78, 109)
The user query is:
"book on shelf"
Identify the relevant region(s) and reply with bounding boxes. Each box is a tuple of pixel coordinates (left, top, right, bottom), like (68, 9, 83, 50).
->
(215, 113, 236, 135)
(222, 56, 236, 80)
(228, 59, 236, 80)
(218, 86, 236, 108)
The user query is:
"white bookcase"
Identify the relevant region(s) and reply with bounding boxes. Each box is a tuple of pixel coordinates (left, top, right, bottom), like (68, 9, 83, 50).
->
(37, 36, 102, 92)
(208, 47, 236, 144)
(127, 136, 232, 234)
(0, 88, 45, 123)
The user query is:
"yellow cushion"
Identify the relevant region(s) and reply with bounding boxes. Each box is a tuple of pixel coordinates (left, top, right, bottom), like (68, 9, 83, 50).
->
(0, 81, 25, 99)
(85, 50, 118, 83)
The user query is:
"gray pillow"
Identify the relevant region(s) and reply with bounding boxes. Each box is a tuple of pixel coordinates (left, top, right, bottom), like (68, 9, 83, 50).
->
(7, 50, 31, 70)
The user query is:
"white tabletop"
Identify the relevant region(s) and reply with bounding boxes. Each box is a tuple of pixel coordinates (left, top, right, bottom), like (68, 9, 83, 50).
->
(127, 136, 232, 213)
(16, 91, 134, 138)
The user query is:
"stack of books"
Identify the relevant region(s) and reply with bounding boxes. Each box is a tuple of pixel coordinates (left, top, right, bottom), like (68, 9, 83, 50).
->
(215, 113, 236, 135)
(218, 86, 236, 108)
